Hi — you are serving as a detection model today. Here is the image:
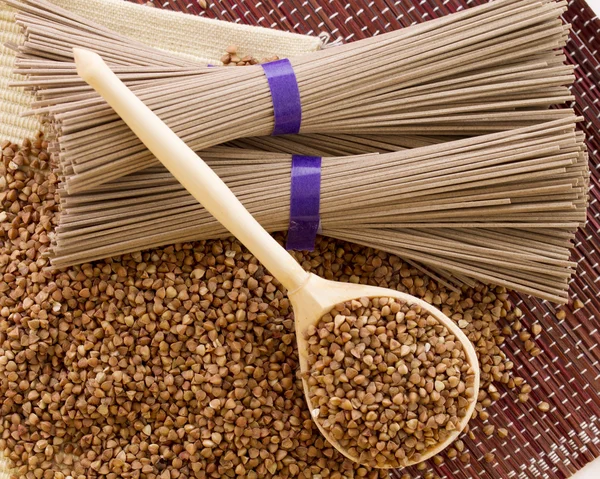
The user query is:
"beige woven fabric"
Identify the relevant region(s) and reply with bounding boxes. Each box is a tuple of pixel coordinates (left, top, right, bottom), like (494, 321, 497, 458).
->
(52, 0, 322, 63)
(0, 8, 43, 143)
(0, 0, 322, 143)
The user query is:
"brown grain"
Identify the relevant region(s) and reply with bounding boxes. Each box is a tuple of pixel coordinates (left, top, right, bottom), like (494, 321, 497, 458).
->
(305, 297, 476, 468)
(538, 401, 551, 413)
(0, 136, 536, 477)
(220, 45, 277, 67)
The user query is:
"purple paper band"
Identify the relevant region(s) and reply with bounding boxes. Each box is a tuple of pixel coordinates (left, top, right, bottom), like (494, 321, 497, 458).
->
(261, 59, 302, 136)
(286, 155, 321, 251)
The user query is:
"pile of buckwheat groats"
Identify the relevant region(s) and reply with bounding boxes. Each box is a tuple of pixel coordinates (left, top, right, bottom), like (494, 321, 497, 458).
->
(306, 298, 476, 468)
(220, 45, 279, 66)
(0, 134, 543, 478)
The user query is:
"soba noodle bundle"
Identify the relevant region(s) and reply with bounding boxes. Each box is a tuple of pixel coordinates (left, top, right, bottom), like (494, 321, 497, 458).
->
(51, 118, 588, 303)
(8, 0, 574, 192)
(5, 0, 588, 302)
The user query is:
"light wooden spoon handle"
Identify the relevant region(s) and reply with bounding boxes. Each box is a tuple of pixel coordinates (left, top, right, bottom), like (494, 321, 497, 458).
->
(73, 47, 309, 293)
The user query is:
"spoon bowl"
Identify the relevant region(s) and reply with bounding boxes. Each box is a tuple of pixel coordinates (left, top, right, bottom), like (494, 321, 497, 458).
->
(73, 47, 480, 468)
(291, 273, 479, 467)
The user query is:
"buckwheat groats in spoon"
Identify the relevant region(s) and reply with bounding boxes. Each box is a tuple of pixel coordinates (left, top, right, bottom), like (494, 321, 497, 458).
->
(305, 297, 476, 468)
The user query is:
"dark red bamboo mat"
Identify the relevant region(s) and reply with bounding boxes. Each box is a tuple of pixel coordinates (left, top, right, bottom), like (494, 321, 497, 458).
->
(135, 1, 600, 478)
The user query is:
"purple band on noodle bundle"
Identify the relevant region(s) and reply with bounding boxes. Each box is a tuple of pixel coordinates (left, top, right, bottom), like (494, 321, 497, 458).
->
(286, 155, 321, 251)
(261, 59, 302, 135)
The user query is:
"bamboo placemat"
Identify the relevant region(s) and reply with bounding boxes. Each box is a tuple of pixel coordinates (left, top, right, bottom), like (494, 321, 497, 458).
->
(133, 1, 600, 478)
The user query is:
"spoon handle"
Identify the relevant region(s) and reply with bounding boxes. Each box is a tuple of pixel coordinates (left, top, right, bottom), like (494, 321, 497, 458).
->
(73, 48, 310, 293)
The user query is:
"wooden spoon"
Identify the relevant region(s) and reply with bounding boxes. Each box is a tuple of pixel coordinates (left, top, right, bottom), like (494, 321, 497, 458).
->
(73, 47, 480, 468)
